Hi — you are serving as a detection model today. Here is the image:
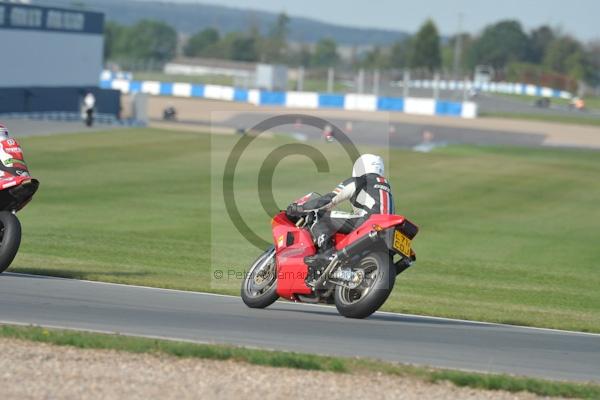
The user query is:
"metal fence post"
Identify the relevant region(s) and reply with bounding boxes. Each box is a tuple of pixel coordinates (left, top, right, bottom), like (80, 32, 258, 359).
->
(433, 72, 440, 101)
(403, 69, 410, 98)
(327, 67, 334, 93)
(357, 68, 365, 94)
(297, 66, 304, 91)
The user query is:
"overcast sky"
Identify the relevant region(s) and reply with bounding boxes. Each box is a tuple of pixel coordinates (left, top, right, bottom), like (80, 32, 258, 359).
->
(160, 0, 600, 41)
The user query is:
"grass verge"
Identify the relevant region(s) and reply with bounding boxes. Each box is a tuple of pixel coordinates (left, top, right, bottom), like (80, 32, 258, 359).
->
(132, 71, 235, 86)
(1, 324, 598, 399)
(10, 128, 600, 332)
(131, 71, 347, 92)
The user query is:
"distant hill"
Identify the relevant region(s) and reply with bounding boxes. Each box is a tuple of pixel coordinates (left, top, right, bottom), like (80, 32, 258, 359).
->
(34, 0, 409, 46)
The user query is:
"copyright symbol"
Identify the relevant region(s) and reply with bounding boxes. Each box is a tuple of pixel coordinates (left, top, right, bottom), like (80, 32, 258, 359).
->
(213, 270, 223, 279)
(223, 114, 360, 250)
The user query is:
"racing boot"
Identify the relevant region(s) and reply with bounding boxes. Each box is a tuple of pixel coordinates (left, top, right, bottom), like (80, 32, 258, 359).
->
(304, 248, 335, 285)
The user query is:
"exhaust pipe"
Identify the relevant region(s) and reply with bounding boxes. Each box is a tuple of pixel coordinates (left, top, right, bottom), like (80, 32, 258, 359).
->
(311, 230, 382, 289)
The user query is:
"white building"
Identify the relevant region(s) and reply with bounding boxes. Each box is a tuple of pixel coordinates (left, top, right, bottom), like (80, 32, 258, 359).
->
(0, 2, 104, 87)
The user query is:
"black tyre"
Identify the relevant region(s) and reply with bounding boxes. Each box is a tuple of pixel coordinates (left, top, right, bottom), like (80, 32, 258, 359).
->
(334, 251, 395, 319)
(241, 247, 279, 308)
(0, 211, 21, 274)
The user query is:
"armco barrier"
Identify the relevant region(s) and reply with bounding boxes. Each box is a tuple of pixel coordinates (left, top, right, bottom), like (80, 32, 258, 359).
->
(0, 111, 145, 126)
(100, 79, 478, 118)
(0, 87, 121, 116)
(407, 79, 572, 99)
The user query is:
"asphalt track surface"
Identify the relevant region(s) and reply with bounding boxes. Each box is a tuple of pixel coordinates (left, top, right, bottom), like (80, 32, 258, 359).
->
(1, 273, 598, 383)
(4, 118, 123, 137)
(219, 112, 548, 148)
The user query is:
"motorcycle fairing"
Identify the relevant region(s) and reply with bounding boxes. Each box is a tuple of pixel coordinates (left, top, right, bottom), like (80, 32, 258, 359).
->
(271, 212, 314, 299)
(0, 138, 39, 211)
(334, 214, 406, 250)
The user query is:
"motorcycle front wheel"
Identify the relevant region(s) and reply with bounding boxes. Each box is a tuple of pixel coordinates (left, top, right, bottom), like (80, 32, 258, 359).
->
(0, 211, 22, 273)
(334, 251, 395, 319)
(241, 246, 279, 308)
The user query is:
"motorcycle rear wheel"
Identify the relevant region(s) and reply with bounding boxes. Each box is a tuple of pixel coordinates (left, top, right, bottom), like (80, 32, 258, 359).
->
(334, 251, 395, 319)
(0, 211, 21, 274)
(241, 247, 279, 308)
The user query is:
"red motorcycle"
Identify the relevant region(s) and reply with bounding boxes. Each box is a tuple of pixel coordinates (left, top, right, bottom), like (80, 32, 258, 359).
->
(241, 193, 418, 318)
(0, 138, 39, 273)
(322, 124, 335, 143)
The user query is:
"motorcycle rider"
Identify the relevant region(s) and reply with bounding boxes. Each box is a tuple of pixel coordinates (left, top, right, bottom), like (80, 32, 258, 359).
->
(83, 91, 96, 127)
(287, 154, 394, 281)
(0, 123, 30, 178)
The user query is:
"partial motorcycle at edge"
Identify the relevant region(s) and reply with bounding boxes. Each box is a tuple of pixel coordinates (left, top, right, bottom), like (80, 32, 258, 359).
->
(0, 136, 39, 273)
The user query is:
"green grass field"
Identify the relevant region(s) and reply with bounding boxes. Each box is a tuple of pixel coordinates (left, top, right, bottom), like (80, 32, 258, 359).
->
(9, 128, 600, 332)
(132, 71, 347, 92)
(132, 71, 236, 86)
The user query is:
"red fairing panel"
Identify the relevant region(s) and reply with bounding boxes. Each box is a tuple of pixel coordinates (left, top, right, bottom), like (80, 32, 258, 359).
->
(0, 138, 31, 189)
(335, 214, 405, 250)
(1, 139, 26, 165)
(0, 175, 30, 190)
(271, 212, 314, 299)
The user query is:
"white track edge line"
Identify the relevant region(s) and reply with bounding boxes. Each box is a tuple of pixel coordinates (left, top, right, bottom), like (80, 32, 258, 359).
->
(5, 272, 599, 337)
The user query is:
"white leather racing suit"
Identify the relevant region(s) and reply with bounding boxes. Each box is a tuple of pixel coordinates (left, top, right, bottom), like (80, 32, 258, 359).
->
(302, 173, 394, 249)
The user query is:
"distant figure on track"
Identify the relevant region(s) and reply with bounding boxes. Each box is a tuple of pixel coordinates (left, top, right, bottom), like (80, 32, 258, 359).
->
(83, 92, 96, 127)
(163, 106, 177, 121)
(570, 97, 586, 112)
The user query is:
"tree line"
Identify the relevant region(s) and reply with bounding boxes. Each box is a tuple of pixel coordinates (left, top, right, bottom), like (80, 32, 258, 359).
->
(104, 15, 600, 87)
(104, 15, 337, 68)
(396, 19, 599, 87)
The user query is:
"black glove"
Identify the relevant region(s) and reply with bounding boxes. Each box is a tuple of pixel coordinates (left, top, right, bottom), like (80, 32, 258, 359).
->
(286, 203, 305, 217)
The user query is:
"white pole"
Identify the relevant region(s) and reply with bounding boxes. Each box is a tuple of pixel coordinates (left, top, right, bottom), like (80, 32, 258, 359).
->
(452, 13, 464, 79)
(357, 68, 365, 94)
(327, 67, 334, 93)
(373, 69, 380, 95)
(297, 66, 305, 91)
(433, 72, 440, 101)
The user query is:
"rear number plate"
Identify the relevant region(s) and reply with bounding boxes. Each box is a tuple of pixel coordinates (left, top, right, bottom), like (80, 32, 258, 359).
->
(393, 230, 412, 257)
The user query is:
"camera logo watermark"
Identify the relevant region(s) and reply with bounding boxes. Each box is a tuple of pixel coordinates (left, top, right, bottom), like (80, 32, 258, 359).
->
(210, 111, 391, 288)
(222, 114, 360, 250)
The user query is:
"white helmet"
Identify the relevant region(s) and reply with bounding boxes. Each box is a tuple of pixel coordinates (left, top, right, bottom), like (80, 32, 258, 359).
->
(352, 154, 385, 177)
